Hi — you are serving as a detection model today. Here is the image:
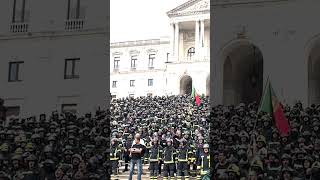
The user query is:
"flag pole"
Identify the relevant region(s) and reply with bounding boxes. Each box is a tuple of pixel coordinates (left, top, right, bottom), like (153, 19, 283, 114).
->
(255, 76, 270, 130)
(249, 76, 270, 158)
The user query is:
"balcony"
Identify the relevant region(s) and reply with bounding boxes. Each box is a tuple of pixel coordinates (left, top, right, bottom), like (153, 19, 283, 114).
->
(167, 56, 210, 63)
(10, 22, 29, 33)
(65, 19, 85, 31)
(131, 66, 137, 71)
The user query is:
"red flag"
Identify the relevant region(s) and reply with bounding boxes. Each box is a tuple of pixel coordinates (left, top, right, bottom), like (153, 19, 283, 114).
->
(191, 86, 202, 106)
(259, 78, 290, 136)
(195, 95, 201, 106)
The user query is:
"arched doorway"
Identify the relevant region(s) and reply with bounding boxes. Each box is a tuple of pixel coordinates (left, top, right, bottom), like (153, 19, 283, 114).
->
(180, 75, 192, 95)
(223, 43, 263, 105)
(206, 75, 210, 96)
(308, 39, 320, 104)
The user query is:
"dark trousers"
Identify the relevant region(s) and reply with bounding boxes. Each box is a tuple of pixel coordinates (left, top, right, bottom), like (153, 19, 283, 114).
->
(163, 163, 175, 178)
(177, 162, 189, 177)
(124, 152, 131, 171)
(111, 160, 118, 175)
(149, 161, 159, 177)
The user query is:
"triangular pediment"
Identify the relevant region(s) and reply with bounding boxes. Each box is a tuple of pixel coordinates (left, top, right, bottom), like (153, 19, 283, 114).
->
(167, 0, 210, 17)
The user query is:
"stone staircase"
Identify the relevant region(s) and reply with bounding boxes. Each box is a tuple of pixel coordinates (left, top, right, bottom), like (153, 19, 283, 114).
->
(111, 161, 198, 180)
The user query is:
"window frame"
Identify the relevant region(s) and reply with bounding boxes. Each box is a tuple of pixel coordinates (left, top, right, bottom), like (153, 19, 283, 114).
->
(67, 0, 83, 20)
(114, 56, 120, 69)
(148, 79, 153, 87)
(112, 81, 117, 88)
(130, 80, 135, 87)
(148, 54, 155, 68)
(64, 58, 80, 79)
(187, 47, 196, 58)
(8, 61, 24, 82)
(12, 0, 29, 23)
(131, 55, 137, 69)
(61, 104, 77, 114)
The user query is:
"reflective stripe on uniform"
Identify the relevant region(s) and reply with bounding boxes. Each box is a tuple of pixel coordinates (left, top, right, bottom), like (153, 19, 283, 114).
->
(178, 159, 188, 162)
(201, 170, 208, 175)
(164, 161, 174, 164)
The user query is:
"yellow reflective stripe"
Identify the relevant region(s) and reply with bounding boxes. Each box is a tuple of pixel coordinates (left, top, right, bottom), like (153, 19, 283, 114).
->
(110, 158, 118, 160)
(201, 170, 208, 175)
(178, 159, 188, 162)
(149, 159, 158, 162)
(164, 161, 174, 163)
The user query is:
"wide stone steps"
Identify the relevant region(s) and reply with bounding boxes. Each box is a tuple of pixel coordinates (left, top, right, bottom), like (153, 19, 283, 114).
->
(111, 162, 198, 180)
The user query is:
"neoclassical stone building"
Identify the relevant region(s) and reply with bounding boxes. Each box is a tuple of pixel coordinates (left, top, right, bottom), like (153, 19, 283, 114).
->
(0, 0, 107, 117)
(210, 0, 320, 107)
(110, 0, 210, 99)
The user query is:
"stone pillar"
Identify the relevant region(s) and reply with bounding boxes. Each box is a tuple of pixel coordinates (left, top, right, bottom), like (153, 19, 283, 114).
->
(195, 20, 200, 56)
(170, 23, 175, 58)
(174, 22, 179, 60)
(200, 20, 205, 57)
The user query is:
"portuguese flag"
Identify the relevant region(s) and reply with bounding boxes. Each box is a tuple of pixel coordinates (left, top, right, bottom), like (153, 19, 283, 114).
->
(258, 78, 291, 136)
(191, 86, 201, 106)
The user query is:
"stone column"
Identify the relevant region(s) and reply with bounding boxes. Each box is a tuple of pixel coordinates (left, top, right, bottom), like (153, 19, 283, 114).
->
(200, 20, 205, 57)
(195, 20, 200, 56)
(174, 22, 179, 60)
(170, 23, 175, 58)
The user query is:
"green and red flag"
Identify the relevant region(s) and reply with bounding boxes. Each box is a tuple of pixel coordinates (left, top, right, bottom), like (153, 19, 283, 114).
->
(191, 86, 201, 106)
(258, 78, 291, 136)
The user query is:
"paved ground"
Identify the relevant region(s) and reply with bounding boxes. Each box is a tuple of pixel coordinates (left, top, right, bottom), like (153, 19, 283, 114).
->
(110, 162, 198, 180)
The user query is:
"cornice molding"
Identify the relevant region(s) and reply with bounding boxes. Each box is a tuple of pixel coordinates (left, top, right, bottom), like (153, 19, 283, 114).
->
(167, 0, 209, 18)
(211, 0, 293, 7)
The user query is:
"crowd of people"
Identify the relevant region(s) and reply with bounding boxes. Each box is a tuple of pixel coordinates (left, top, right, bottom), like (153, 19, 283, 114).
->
(2, 95, 320, 180)
(209, 101, 320, 180)
(0, 102, 111, 179)
(110, 95, 210, 180)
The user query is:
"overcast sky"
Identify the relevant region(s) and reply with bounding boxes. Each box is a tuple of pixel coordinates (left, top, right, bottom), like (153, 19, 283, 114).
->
(110, 0, 189, 42)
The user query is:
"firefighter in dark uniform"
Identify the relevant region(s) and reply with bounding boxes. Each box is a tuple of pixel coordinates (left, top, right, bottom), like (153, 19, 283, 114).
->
(176, 140, 190, 180)
(0, 98, 6, 122)
(188, 142, 197, 177)
(197, 144, 210, 180)
(149, 138, 162, 180)
(123, 133, 133, 172)
(110, 138, 120, 176)
(162, 138, 176, 180)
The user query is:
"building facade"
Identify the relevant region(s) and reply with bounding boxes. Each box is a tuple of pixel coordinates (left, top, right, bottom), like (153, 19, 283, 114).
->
(210, 0, 320, 107)
(0, 0, 108, 117)
(110, 0, 210, 99)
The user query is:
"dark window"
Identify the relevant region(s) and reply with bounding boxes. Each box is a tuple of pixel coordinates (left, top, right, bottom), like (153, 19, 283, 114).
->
(67, 0, 86, 19)
(131, 55, 137, 69)
(114, 56, 120, 69)
(148, 54, 155, 68)
(167, 53, 170, 62)
(6, 106, 20, 118)
(129, 94, 134, 98)
(61, 104, 77, 114)
(130, 80, 135, 87)
(147, 93, 152, 97)
(12, 0, 30, 23)
(64, 58, 80, 79)
(148, 79, 153, 86)
(8, 61, 24, 82)
(111, 95, 116, 99)
(187, 47, 195, 57)
(112, 81, 117, 88)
